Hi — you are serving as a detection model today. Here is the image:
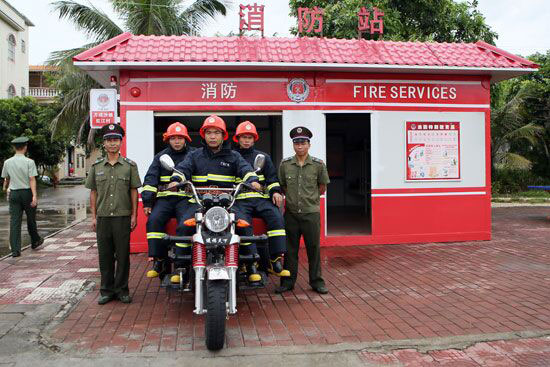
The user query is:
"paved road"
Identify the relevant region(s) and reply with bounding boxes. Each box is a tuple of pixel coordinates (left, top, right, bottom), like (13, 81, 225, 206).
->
(0, 185, 89, 256)
(0, 206, 549, 366)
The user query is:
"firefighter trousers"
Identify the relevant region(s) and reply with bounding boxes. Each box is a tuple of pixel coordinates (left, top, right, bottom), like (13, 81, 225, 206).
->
(146, 197, 190, 259)
(238, 197, 286, 256)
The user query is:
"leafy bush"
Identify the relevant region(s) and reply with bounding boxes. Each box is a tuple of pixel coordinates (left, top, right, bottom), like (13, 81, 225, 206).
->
(492, 168, 547, 195)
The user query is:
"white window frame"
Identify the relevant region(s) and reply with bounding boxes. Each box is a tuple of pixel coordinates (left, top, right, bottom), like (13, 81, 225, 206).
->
(7, 84, 16, 98)
(8, 34, 16, 62)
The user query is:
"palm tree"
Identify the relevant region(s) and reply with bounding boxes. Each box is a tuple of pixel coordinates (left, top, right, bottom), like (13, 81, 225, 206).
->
(491, 82, 545, 171)
(49, 0, 230, 142)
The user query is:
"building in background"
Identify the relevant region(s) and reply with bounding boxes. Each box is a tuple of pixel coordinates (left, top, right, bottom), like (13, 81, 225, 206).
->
(29, 65, 59, 103)
(0, 0, 33, 99)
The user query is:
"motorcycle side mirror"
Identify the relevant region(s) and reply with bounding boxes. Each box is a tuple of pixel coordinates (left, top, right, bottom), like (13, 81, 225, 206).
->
(253, 154, 265, 172)
(159, 154, 175, 171)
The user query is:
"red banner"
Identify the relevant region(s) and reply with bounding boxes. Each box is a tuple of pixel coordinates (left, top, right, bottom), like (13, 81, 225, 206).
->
(124, 76, 488, 106)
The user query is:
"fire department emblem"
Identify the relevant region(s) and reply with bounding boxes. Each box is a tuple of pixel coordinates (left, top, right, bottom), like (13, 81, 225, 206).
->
(208, 117, 215, 123)
(175, 126, 181, 132)
(97, 93, 110, 107)
(287, 78, 309, 103)
(297, 128, 302, 133)
(246, 124, 252, 130)
(109, 124, 115, 130)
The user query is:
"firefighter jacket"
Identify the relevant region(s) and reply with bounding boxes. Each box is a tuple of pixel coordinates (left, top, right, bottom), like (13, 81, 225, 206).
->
(171, 141, 259, 188)
(234, 146, 282, 200)
(141, 145, 194, 208)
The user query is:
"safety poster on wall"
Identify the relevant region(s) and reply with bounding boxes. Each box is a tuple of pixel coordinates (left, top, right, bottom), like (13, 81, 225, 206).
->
(406, 122, 460, 181)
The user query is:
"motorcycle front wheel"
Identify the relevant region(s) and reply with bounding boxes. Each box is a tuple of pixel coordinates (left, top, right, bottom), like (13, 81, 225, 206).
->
(205, 280, 227, 350)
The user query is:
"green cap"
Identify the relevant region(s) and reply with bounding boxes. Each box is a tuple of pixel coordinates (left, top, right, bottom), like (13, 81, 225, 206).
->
(11, 136, 29, 144)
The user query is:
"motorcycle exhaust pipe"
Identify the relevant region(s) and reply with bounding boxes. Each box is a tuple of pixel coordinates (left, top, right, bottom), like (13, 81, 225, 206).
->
(193, 242, 206, 315)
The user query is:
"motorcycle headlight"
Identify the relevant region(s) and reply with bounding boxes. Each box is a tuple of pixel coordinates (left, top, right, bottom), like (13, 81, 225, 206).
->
(204, 207, 231, 233)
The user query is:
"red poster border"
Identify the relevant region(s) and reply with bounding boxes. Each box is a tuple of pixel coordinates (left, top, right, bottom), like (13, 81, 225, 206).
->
(406, 121, 461, 181)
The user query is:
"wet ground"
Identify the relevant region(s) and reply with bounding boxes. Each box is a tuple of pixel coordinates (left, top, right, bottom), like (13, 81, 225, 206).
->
(0, 206, 549, 365)
(0, 185, 89, 257)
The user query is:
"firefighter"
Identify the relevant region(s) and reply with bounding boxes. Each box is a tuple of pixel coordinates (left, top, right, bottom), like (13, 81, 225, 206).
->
(233, 121, 290, 278)
(167, 115, 264, 285)
(142, 122, 194, 279)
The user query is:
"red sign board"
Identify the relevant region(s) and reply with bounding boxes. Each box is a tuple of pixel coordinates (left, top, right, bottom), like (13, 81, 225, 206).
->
(125, 76, 489, 106)
(90, 89, 117, 128)
(324, 81, 489, 105)
(406, 122, 461, 181)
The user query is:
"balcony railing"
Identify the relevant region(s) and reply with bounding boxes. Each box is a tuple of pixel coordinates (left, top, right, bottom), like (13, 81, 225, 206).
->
(29, 87, 59, 98)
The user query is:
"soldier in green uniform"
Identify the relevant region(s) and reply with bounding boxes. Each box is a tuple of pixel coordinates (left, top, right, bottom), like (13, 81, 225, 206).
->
(1, 137, 44, 257)
(276, 127, 330, 294)
(85, 124, 141, 305)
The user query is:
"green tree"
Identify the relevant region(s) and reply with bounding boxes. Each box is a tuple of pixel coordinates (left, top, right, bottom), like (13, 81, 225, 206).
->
(288, 0, 496, 43)
(490, 82, 545, 171)
(49, 0, 230, 142)
(489, 51, 549, 193)
(503, 51, 550, 177)
(0, 97, 68, 174)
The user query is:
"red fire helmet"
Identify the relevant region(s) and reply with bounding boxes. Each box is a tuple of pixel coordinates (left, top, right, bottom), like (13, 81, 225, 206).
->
(200, 114, 228, 140)
(163, 122, 191, 142)
(233, 121, 259, 143)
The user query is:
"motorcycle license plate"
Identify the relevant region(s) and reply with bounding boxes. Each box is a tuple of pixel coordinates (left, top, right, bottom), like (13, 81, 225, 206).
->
(208, 267, 229, 280)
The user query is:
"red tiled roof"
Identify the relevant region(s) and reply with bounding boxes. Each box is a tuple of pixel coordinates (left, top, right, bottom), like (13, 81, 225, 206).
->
(73, 32, 538, 69)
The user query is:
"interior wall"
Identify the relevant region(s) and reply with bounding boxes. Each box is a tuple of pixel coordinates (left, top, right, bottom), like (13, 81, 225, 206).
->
(153, 114, 283, 164)
(326, 113, 371, 208)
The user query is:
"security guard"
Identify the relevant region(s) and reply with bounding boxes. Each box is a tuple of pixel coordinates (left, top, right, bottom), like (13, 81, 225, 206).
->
(233, 121, 290, 277)
(142, 122, 194, 279)
(1, 137, 43, 257)
(276, 126, 330, 294)
(168, 115, 263, 285)
(85, 123, 141, 305)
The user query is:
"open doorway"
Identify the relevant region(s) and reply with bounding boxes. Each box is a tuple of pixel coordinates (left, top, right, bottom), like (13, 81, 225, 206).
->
(325, 113, 371, 235)
(153, 113, 283, 163)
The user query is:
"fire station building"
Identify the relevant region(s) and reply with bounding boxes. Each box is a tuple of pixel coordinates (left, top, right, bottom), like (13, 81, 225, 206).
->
(74, 32, 538, 252)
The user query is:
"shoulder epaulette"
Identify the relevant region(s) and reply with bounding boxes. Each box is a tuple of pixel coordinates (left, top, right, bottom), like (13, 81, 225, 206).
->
(311, 157, 324, 164)
(281, 156, 292, 163)
(124, 157, 137, 166)
(93, 158, 105, 165)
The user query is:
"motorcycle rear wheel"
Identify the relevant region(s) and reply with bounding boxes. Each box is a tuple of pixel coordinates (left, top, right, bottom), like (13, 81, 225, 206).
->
(205, 280, 227, 350)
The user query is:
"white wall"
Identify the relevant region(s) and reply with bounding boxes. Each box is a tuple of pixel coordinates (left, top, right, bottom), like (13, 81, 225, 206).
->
(282, 110, 326, 160)
(0, 1, 30, 99)
(125, 110, 155, 182)
(371, 111, 486, 189)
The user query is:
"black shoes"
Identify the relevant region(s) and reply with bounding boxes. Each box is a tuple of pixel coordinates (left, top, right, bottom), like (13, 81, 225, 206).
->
(274, 284, 294, 294)
(12, 251, 21, 258)
(31, 237, 44, 250)
(98, 295, 114, 305)
(117, 294, 132, 304)
(98, 294, 132, 304)
(312, 285, 329, 294)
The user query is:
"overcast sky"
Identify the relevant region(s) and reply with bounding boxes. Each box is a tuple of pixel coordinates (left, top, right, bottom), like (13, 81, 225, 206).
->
(13, 0, 550, 65)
